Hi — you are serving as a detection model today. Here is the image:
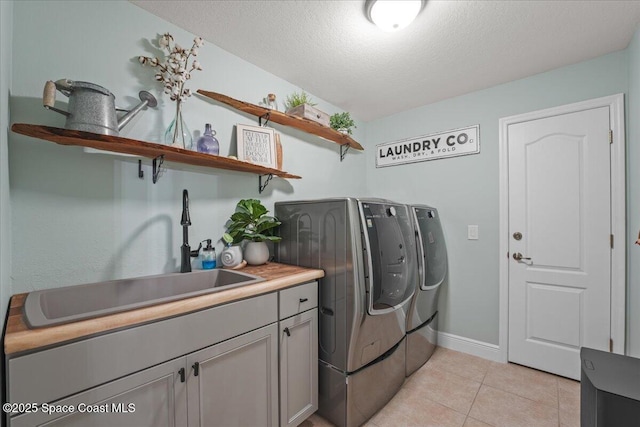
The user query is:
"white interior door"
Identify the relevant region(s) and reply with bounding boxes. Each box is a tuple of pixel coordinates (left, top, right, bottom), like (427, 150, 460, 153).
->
(507, 106, 611, 380)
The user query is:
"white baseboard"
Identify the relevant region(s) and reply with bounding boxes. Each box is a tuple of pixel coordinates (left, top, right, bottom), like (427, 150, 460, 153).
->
(438, 331, 502, 363)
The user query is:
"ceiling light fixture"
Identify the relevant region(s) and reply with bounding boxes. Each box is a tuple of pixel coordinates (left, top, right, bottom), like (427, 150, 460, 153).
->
(365, 0, 424, 32)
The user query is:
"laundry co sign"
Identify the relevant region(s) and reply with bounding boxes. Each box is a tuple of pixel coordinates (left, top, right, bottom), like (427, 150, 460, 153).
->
(376, 125, 480, 168)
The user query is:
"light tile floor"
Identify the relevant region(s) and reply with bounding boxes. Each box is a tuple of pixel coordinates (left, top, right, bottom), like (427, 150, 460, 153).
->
(301, 347, 580, 427)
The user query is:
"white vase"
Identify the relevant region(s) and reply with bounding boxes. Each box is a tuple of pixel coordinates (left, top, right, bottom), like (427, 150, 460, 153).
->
(244, 241, 269, 265)
(221, 245, 243, 268)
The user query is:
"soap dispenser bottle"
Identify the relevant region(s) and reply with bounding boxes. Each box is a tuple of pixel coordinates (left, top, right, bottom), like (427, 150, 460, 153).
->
(201, 239, 216, 269)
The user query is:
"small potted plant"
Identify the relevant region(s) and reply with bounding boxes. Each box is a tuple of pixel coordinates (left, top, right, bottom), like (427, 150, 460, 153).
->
(224, 199, 282, 265)
(330, 112, 357, 135)
(284, 91, 330, 127)
(284, 91, 316, 111)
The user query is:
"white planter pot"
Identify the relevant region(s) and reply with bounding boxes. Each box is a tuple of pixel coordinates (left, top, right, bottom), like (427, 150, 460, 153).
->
(221, 245, 243, 268)
(244, 241, 269, 265)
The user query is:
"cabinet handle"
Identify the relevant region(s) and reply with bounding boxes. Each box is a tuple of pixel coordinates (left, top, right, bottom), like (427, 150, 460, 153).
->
(178, 367, 186, 383)
(284, 327, 291, 337)
(299, 298, 308, 303)
(192, 362, 200, 377)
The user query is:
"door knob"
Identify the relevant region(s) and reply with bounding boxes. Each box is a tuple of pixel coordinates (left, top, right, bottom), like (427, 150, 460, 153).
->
(513, 252, 531, 261)
(513, 232, 522, 241)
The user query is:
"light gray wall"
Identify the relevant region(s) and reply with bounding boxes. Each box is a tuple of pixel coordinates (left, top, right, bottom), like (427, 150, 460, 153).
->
(1, 0, 14, 403)
(365, 51, 629, 346)
(627, 27, 640, 358)
(8, 0, 366, 294)
(1, 0, 13, 329)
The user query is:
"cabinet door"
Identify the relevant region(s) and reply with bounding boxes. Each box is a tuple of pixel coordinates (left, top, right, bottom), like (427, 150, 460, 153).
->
(187, 323, 279, 427)
(280, 308, 318, 427)
(10, 357, 187, 427)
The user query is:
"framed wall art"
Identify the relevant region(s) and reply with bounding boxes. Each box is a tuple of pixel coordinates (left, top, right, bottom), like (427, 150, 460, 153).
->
(236, 124, 276, 169)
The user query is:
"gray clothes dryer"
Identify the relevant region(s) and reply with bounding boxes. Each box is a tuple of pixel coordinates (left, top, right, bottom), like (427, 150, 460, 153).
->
(276, 198, 417, 427)
(406, 205, 448, 376)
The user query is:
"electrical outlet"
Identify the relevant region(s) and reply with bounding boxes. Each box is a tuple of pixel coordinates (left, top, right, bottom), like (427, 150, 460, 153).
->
(468, 225, 479, 240)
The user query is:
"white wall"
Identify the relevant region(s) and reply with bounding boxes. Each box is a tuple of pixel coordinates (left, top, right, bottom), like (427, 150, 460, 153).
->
(9, 0, 366, 294)
(627, 27, 640, 358)
(365, 51, 629, 346)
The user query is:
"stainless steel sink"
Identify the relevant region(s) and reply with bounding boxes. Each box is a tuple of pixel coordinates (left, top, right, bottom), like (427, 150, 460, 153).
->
(23, 269, 265, 328)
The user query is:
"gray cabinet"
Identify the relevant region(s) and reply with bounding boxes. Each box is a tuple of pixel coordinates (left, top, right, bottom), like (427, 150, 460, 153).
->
(7, 282, 319, 427)
(7, 292, 278, 427)
(11, 357, 187, 427)
(187, 323, 279, 427)
(8, 293, 278, 406)
(14, 322, 280, 427)
(279, 281, 319, 427)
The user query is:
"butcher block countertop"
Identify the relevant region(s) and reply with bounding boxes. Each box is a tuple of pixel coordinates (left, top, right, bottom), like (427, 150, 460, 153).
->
(4, 263, 324, 355)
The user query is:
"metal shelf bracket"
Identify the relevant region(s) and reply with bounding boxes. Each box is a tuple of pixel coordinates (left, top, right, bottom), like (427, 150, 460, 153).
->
(340, 144, 350, 162)
(259, 173, 274, 193)
(259, 112, 271, 127)
(152, 155, 165, 184)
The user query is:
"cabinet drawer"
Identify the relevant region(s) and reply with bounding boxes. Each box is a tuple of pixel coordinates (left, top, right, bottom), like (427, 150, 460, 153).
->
(279, 281, 317, 320)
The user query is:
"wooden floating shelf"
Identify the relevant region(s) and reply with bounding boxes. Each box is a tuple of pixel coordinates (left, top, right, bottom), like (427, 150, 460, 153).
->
(11, 123, 301, 180)
(197, 90, 364, 151)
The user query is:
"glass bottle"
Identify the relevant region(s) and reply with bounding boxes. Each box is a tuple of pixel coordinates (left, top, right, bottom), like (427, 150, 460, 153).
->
(196, 123, 220, 155)
(267, 93, 278, 111)
(165, 101, 193, 149)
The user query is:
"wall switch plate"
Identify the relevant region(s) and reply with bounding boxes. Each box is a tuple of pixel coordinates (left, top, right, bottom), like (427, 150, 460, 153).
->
(468, 225, 479, 240)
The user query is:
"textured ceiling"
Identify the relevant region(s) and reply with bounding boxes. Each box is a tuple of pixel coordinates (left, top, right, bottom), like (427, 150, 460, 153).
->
(131, 0, 640, 122)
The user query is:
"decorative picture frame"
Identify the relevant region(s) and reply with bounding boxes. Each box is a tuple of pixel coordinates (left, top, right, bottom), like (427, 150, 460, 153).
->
(236, 124, 276, 169)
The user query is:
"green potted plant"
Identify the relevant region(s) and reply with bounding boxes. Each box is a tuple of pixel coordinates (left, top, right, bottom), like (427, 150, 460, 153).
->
(223, 199, 281, 265)
(283, 91, 330, 127)
(283, 91, 317, 111)
(330, 112, 357, 135)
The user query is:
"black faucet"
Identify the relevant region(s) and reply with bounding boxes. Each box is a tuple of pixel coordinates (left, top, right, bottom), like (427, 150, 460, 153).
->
(180, 189, 201, 273)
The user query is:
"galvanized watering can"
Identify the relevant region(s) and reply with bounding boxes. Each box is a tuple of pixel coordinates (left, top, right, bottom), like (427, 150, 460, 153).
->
(43, 79, 157, 136)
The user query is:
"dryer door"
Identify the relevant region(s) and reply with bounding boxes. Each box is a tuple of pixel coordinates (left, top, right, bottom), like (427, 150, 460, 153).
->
(413, 206, 448, 291)
(359, 201, 417, 315)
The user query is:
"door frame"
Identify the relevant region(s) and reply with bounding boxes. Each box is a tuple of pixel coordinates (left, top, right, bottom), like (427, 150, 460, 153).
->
(498, 94, 626, 363)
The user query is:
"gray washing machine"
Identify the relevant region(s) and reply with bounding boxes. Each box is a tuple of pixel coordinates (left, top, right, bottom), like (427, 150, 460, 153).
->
(276, 198, 417, 427)
(405, 205, 448, 376)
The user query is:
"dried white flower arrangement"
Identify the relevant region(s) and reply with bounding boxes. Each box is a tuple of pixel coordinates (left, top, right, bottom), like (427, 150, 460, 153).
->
(138, 33, 204, 103)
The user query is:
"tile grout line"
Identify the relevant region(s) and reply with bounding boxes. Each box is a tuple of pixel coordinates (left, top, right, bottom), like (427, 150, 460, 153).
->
(479, 382, 563, 415)
(470, 365, 498, 427)
(420, 362, 487, 416)
(480, 365, 563, 412)
(465, 384, 489, 426)
(426, 349, 494, 425)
